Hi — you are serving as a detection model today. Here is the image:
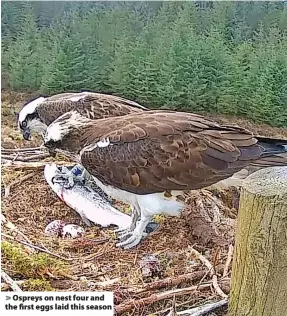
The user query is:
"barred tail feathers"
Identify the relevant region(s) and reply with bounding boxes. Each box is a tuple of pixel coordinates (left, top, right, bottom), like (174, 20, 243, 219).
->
(254, 136, 287, 167)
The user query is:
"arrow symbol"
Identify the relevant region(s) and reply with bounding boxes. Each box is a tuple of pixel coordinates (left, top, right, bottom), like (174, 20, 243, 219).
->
(6, 296, 11, 300)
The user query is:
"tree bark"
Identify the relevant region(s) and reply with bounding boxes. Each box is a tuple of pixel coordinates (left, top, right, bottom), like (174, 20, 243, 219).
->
(229, 166, 287, 316)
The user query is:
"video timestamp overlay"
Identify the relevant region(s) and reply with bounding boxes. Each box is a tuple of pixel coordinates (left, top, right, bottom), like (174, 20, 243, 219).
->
(0, 292, 114, 315)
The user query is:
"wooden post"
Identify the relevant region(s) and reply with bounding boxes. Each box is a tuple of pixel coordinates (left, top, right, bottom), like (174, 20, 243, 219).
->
(229, 166, 287, 316)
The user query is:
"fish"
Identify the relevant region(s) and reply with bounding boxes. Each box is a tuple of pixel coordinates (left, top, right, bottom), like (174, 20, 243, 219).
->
(44, 164, 159, 234)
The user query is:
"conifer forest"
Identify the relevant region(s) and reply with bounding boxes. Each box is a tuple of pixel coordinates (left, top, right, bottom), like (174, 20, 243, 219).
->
(2, 1, 287, 127)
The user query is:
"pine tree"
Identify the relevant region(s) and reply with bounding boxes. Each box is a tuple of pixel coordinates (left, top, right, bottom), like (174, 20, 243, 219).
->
(2, 1, 287, 126)
(6, 4, 43, 90)
(41, 36, 90, 94)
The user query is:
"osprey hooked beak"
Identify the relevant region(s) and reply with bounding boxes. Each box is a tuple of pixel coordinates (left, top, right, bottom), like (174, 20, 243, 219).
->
(21, 128, 31, 141)
(43, 140, 57, 158)
(16, 112, 31, 141)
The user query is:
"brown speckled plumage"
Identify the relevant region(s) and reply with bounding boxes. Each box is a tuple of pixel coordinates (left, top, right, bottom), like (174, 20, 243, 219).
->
(36, 92, 146, 126)
(48, 110, 287, 195)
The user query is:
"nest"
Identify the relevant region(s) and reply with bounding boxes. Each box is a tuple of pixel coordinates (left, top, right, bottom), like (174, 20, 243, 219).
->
(1, 163, 238, 315)
(5, 90, 284, 315)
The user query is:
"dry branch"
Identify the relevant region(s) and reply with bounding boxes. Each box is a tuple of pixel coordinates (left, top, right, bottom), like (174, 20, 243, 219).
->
(1, 146, 42, 153)
(166, 296, 177, 316)
(115, 283, 212, 314)
(223, 245, 234, 278)
(2, 153, 50, 162)
(1, 161, 74, 169)
(131, 270, 206, 294)
(189, 246, 228, 299)
(1, 280, 25, 291)
(1, 214, 36, 253)
(2, 146, 50, 165)
(1, 270, 23, 292)
(177, 298, 228, 315)
(1, 233, 73, 261)
(149, 298, 197, 316)
(19, 153, 50, 161)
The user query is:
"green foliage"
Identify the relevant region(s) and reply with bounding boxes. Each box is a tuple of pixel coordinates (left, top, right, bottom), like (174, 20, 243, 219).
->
(3, 4, 44, 91)
(1, 241, 68, 278)
(2, 1, 287, 126)
(22, 279, 54, 291)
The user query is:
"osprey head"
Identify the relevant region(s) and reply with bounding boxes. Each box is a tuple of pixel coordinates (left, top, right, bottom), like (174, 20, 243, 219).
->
(18, 97, 47, 140)
(44, 111, 91, 155)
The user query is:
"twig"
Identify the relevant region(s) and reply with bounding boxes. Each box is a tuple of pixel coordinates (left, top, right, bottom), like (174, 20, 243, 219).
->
(4, 172, 35, 198)
(1, 150, 46, 157)
(1, 233, 73, 261)
(1, 270, 23, 292)
(148, 298, 197, 316)
(166, 295, 177, 316)
(115, 283, 212, 314)
(151, 270, 214, 316)
(1, 161, 74, 168)
(83, 251, 106, 261)
(194, 267, 212, 292)
(1, 161, 46, 168)
(2, 154, 19, 160)
(1, 153, 50, 162)
(133, 253, 138, 265)
(20, 153, 50, 161)
(129, 270, 206, 294)
(1, 146, 42, 153)
(1, 215, 35, 252)
(12, 153, 19, 162)
(177, 298, 228, 315)
(223, 245, 234, 278)
(188, 246, 228, 299)
(83, 237, 110, 245)
(1, 280, 25, 291)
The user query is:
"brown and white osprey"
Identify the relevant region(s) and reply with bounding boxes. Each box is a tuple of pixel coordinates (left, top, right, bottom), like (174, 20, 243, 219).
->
(17, 91, 147, 140)
(43, 110, 287, 249)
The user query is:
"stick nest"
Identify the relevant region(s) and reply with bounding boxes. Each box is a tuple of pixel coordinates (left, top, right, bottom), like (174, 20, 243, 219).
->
(3, 90, 285, 315)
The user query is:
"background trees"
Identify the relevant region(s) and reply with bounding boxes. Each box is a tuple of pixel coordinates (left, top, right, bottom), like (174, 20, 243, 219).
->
(1, 1, 287, 126)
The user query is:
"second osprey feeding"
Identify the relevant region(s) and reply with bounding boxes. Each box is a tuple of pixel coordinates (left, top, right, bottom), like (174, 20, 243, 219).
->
(17, 91, 147, 140)
(43, 110, 287, 249)
(17, 91, 147, 187)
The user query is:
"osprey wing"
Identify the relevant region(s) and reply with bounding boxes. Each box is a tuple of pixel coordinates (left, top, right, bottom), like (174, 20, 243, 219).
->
(37, 92, 146, 126)
(79, 112, 261, 195)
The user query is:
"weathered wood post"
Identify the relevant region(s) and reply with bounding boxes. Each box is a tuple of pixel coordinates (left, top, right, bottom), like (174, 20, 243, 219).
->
(229, 166, 287, 316)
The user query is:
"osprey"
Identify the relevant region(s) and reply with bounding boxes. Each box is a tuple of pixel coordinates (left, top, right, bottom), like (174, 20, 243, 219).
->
(17, 91, 147, 186)
(43, 110, 287, 249)
(17, 91, 147, 140)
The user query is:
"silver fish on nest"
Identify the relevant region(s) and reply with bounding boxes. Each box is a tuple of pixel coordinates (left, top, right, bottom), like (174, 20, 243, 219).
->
(44, 164, 158, 235)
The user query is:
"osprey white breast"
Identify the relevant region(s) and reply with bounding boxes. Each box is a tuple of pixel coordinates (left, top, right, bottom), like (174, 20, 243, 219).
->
(44, 111, 90, 143)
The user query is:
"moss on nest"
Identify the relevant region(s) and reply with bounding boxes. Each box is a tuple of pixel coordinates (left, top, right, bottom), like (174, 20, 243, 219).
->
(22, 279, 55, 291)
(1, 241, 69, 279)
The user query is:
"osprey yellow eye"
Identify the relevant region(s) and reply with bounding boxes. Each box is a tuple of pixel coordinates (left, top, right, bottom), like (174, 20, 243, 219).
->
(22, 121, 27, 128)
